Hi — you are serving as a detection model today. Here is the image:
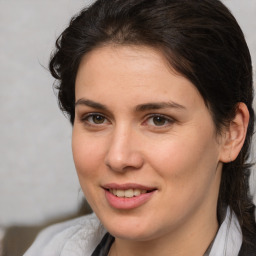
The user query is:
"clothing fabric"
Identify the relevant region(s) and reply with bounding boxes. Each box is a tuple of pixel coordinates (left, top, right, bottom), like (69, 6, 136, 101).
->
(91, 233, 114, 256)
(209, 207, 242, 256)
(24, 208, 255, 256)
(24, 213, 106, 256)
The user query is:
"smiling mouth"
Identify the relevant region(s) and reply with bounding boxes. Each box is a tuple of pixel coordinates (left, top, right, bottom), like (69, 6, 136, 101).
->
(108, 188, 155, 198)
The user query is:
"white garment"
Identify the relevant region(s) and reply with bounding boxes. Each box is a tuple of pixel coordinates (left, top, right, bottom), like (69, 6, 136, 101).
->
(24, 213, 106, 256)
(24, 208, 242, 256)
(209, 207, 242, 256)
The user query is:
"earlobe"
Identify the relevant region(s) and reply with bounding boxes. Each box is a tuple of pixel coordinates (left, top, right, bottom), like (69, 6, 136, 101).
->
(219, 103, 250, 163)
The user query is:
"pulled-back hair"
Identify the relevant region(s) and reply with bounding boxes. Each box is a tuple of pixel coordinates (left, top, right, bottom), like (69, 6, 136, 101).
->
(49, 0, 255, 244)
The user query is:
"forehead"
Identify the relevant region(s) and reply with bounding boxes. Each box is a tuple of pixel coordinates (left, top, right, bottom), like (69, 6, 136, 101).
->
(75, 45, 205, 112)
(76, 45, 173, 83)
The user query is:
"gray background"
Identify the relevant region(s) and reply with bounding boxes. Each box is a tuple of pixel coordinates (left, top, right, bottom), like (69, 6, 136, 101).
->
(0, 0, 255, 227)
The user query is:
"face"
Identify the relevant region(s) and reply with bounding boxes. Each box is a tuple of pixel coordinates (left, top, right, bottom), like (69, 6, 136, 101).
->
(72, 45, 225, 242)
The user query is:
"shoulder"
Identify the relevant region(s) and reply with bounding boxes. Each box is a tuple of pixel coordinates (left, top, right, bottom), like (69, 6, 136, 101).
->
(23, 213, 106, 256)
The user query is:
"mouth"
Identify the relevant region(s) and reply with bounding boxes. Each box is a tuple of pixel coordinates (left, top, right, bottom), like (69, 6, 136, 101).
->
(108, 188, 155, 198)
(103, 184, 157, 210)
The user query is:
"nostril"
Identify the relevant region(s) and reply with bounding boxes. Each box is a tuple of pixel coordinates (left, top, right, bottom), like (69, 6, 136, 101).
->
(105, 151, 144, 172)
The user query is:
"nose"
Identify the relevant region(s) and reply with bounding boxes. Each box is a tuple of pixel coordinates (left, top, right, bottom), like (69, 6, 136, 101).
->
(104, 127, 144, 172)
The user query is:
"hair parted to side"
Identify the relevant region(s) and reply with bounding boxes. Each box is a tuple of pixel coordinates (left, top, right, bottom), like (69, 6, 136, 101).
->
(49, 0, 255, 244)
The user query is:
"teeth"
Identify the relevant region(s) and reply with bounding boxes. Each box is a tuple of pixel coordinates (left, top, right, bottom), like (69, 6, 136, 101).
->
(113, 189, 117, 196)
(124, 189, 134, 198)
(134, 189, 141, 196)
(109, 188, 148, 198)
(116, 189, 125, 197)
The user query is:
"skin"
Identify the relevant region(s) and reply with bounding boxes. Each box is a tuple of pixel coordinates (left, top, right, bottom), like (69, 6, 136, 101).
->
(72, 45, 248, 256)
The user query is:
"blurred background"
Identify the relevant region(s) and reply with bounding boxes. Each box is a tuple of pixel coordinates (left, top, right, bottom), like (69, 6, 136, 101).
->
(0, 0, 255, 255)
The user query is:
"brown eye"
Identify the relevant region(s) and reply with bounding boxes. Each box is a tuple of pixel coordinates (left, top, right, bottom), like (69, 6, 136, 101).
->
(152, 116, 168, 126)
(82, 113, 109, 126)
(144, 114, 174, 128)
(92, 115, 106, 124)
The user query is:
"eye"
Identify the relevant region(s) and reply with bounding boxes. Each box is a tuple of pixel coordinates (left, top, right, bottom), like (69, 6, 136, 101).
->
(81, 113, 109, 125)
(145, 114, 174, 127)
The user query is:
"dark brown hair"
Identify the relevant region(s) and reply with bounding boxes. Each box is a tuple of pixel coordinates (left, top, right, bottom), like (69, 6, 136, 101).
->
(49, 0, 255, 244)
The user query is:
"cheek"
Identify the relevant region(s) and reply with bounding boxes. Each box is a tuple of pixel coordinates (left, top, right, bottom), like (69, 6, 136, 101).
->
(147, 129, 220, 194)
(72, 130, 105, 180)
(72, 131, 107, 210)
(147, 136, 221, 223)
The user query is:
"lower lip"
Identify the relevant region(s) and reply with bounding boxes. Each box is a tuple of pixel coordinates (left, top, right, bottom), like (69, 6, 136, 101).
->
(105, 189, 156, 210)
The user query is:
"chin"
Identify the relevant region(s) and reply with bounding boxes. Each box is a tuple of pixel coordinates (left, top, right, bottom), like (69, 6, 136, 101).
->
(100, 213, 162, 241)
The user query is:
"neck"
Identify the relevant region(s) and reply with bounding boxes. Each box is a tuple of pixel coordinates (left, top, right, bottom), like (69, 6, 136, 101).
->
(109, 208, 219, 256)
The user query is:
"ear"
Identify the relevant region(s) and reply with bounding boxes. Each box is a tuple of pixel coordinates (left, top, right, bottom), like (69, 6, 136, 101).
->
(219, 102, 250, 163)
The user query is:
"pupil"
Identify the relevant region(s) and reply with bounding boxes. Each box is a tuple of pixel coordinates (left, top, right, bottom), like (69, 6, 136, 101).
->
(153, 116, 165, 126)
(93, 115, 104, 124)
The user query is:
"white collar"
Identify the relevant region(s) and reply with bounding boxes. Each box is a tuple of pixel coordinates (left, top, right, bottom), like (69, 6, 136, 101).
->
(209, 207, 242, 256)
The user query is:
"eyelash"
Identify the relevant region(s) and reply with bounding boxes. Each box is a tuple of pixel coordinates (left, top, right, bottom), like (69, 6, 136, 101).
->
(80, 113, 175, 128)
(81, 113, 110, 126)
(144, 114, 175, 128)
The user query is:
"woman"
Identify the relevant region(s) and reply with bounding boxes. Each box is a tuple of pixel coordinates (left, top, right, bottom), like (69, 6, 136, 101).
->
(24, 0, 256, 255)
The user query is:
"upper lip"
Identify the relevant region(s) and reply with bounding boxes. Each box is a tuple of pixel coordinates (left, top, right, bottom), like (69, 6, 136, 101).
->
(102, 183, 157, 191)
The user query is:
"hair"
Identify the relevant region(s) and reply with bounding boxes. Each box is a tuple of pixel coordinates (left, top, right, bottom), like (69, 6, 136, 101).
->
(49, 0, 255, 245)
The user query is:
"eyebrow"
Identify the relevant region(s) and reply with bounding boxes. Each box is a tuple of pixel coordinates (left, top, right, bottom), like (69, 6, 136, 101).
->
(135, 102, 186, 112)
(75, 98, 186, 112)
(75, 99, 108, 110)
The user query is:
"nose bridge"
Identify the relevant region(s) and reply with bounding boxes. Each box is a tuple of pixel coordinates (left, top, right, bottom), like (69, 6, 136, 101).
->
(105, 123, 143, 172)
